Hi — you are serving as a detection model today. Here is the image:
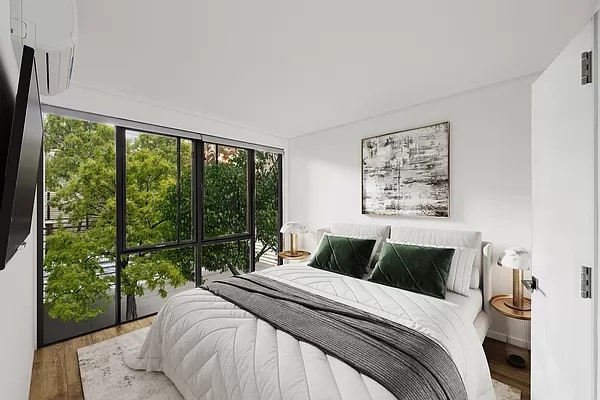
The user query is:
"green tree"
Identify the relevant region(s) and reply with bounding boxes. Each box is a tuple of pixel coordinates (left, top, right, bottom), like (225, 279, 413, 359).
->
(254, 151, 280, 261)
(119, 134, 190, 319)
(199, 149, 280, 278)
(44, 115, 117, 322)
(43, 115, 280, 323)
(200, 148, 250, 277)
(44, 117, 188, 321)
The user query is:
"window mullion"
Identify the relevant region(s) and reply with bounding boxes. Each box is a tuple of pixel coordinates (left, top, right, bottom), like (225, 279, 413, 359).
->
(176, 138, 181, 244)
(195, 140, 204, 286)
(115, 126, 127, 326)
(249, 149, 256, 272)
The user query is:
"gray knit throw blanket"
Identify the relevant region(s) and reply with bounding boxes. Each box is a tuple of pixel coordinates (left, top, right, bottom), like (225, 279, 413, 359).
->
(206, 274, 468, 400)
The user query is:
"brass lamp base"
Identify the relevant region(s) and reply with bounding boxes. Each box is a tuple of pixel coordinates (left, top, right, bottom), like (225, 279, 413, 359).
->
(278, 250, 311, 260)
(506, 269, 531, 311)
(503, 300, 531, 312)
(290, 233, 298, 255)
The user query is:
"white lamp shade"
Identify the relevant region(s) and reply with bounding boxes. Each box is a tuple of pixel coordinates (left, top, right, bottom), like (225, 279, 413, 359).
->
(280, 221, 307, 234)
(497, 247, 531, 270)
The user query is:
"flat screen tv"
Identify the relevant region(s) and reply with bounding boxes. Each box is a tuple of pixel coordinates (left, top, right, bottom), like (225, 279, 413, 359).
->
(0, 45, 43, 268)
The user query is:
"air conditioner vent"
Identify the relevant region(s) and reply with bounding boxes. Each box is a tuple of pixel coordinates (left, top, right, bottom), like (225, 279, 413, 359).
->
(10, 0, 78, 96)
(45, 52, 50, 94)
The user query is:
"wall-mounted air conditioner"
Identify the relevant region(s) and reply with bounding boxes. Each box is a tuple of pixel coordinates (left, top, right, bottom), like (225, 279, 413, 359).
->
(10, 0, 78, 96)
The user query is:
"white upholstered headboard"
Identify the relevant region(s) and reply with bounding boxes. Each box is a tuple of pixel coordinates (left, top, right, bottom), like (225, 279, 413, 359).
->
(315, 223, 493, 314)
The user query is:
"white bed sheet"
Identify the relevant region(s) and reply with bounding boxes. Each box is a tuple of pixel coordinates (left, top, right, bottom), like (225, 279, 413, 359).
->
(445, 288, 483, 324)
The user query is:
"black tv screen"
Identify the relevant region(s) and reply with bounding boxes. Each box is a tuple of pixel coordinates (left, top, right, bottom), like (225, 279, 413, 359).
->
(0, 45, 43, 267)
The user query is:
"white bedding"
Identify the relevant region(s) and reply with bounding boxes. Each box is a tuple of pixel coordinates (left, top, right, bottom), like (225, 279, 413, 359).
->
(125, 265, 495, 400)
(445, 288, 483, 324)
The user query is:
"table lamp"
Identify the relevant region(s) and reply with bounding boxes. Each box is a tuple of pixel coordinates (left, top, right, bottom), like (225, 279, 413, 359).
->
(280, 222, 307, 256)
(497, 247, 531, 311)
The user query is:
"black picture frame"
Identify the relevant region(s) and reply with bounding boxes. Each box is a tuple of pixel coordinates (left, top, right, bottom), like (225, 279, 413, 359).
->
(361, 122, 450, 218)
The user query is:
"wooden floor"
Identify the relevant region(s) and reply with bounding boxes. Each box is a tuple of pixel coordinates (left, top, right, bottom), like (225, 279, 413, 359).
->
(29, 317, 154, 400)
(29, 317, 530, 400)
(483, 338, 531, 400)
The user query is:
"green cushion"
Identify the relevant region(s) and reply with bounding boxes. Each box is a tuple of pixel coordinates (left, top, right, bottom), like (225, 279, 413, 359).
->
(369, 242, 454, 299)
(308, 235, 376, 278)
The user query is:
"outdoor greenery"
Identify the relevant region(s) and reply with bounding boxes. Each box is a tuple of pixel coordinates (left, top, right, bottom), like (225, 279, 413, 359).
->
(43, 114, 279, 322)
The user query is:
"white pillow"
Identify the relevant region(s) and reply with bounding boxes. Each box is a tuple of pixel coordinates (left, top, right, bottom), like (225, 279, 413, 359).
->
(317, 233, 383, 271)
(386, 239, 477, 297)
(470, 266, 481, 289)
(331, 223, 391, 241)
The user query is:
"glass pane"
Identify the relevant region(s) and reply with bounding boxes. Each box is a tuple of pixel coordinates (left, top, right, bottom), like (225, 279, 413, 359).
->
(255, 151, 280, 271)
(125, 131, 178, 248)
(201, 240, 250, 285)
(120, 246, 196, 322)
(180, 139, 194, 241)
(42, 114, 117, 344)
(203, 144, 249, 238)
(157, 138, 194, 243)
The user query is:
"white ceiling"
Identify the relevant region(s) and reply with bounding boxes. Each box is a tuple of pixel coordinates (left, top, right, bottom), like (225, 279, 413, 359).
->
(72, 0, 596, 138)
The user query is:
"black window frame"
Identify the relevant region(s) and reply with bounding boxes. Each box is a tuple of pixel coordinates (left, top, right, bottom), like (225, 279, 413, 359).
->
(118, 129, 196, 253)
(201, 142, 253, 241)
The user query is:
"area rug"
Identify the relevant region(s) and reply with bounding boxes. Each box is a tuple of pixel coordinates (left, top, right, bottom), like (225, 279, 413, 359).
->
(78, 327, 522, 400)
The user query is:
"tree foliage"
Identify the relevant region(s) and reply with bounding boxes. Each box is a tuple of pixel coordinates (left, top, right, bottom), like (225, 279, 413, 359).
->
(44, 115, 117, 322)
(43, 114, 279, 322)
(201, 149, 249, 275)
(255, 151, 280, 260)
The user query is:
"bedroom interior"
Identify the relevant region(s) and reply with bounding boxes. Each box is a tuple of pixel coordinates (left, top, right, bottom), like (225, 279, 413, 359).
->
(1, 1, 600, 400)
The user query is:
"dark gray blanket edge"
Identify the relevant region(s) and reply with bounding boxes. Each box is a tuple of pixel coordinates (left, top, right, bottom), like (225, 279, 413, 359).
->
(205, 274, 468, 400)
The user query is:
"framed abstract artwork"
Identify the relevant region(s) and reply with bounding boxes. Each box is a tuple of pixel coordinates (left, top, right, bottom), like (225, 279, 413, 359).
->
(361, 122, 450, 217)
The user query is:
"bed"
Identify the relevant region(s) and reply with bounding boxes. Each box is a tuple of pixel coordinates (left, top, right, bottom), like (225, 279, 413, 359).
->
(124, 224, 496, 400)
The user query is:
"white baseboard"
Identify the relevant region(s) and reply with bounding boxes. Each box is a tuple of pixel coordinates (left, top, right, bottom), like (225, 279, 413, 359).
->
(487, 330, 531, 350)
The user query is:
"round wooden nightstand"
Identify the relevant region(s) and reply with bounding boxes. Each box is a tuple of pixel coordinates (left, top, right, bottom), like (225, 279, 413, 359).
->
(490, 294, 531, 368)
(278, 250, 311, 262)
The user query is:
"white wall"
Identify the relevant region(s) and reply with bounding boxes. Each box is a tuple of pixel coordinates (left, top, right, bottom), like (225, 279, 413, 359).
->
(0, 224, 37, 400)
(288, 74, 537, 347)
(0, 0, 37, 397)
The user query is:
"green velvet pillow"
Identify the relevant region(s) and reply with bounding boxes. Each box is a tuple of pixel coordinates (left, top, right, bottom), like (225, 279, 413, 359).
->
(308, 235, 376, 278)
(369, 242, 455, 299)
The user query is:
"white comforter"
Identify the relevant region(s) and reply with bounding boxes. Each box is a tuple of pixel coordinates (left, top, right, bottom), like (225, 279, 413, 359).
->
(124, 265, 495, 400)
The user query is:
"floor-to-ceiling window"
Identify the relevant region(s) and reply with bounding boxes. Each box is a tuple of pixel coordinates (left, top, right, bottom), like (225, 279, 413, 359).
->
(254, 150, 283, 267)
(40, 114, 118, 344)
(201, 143, 252, 283)
(38, 107, 283, 346)
(117, 130, 197, 322)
